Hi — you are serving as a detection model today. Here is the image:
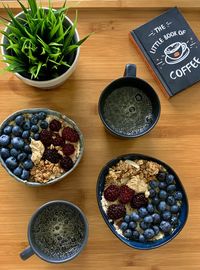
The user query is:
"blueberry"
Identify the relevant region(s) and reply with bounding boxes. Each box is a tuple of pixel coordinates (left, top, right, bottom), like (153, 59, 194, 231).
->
(0, 134, 10, 146)
(158, 201, 167, 212)
(0, 148, 10, 160)
(140, 221, 150, 230)
(38, 112, 47, 120)
(23, 121, 31, 130)
(33, 133, 40, 140)
(171, 215, 178, 225)
(17, 153, 27, 162)
(160, 221, 172, 233)
(166, 174, 175, 185)
(149, 180, 159, 189)
(144, 215, 153, 224)
(152, 196, 160, 205)
(157, 172, 166, 181)
(139, 234, 145, 242)
(129, 221, 136, 230)
(152, 213, 161, 224)
(40, 120, 48, 129)
(3, 125, 12, 135)
(159, 181, 167, 189)
(138, 207, 148, 218)
(15, 115, 24, 126)
(13, 167, 22, 177)
(162, 210, 171, 221)
(124, 215, 130, 223)
(132, 230, 139, 240)
(10, 148, 20, 157)
(166, 195, 176, 206)
(167, 185, 176, 193)
(171, 205, 180, 214)
(153, 225, 160, 235)
(11, 137, 24, 149)
(22, 130, 30, 139)
(174, 191, 183, 200)
(5, 157, 18, 170)
(21, 169, 30, 180)
(12, 126, 23, 136)
(130, 212, 140, 222)
(159, 190, 167, 200)
(144, 229, 155, 239)
(120, 222, 128, 231)
(149, 189, 156, 198)
(31, 125, 39, 133)
(30, 115, 39, 124)
(147, 204, 154, 214)
(24, 145, 31, 154)
(123, 229, 132, 238)
(23, 160, 34, 170)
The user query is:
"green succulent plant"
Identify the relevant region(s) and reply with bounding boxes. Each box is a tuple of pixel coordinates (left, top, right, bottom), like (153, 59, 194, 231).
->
(0, 0, 90, 80)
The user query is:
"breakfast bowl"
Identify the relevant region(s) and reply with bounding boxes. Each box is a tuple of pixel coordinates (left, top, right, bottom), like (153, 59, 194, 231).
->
(96, 153, 188, 249)
(0, 108, 84, 186)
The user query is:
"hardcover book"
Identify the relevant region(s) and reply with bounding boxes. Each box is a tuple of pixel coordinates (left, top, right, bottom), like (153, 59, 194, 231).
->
(130, 7, 200, 97)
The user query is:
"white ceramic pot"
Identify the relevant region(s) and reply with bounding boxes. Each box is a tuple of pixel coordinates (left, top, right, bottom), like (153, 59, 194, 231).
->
(1, 9, 80, 89)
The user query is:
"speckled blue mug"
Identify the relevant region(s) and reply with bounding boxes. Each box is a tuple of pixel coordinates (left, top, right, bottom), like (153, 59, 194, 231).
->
(20, 200, 89, 263)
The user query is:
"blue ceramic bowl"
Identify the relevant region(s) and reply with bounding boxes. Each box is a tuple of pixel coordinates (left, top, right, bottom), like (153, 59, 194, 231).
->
(96, 153, 189, 250)
(0, 108, 84, 186)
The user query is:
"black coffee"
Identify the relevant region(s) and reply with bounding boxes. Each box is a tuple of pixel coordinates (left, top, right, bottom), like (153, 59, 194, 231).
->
(31, 203, 85, 260)
(103, 86, 153, 136)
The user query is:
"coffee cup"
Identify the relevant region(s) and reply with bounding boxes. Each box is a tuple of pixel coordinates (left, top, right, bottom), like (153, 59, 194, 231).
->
(98, 64, 160, 138)
(20, 200, 88, 263)
(164, 42, 187, 60)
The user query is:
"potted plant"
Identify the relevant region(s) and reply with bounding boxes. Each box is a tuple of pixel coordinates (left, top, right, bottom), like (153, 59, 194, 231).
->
(0, 0, 90, 89)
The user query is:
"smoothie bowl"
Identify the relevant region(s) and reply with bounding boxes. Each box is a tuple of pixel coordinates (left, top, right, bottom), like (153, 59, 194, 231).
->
(97, 154, 188, 249)
(0, 108, 84, 186)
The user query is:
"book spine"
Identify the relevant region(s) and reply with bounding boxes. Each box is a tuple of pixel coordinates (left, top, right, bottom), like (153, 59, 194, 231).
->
(129, 31, 172, 99)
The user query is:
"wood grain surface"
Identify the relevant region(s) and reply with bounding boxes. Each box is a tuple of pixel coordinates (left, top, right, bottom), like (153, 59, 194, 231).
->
(0, 3, 200, 270)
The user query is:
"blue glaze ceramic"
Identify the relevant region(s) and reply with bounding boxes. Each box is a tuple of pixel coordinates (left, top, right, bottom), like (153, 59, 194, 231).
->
(96, 153, 189, 250)
(0, 108, 84, 186)
(20, 200, 89, 263)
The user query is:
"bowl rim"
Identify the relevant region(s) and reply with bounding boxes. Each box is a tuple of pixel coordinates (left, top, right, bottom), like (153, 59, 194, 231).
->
(27, 200, 89, 263)
(0, 108, 84, 186)
(98, 76, 161, 138)
(96, 153, 189, 250)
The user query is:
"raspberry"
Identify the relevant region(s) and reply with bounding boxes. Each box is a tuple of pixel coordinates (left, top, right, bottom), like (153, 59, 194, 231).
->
(131, 193, 148, 209)
(104, 185, 120, 202)
(49, 119, 62, 131)
(63, 143, 75, 156)
(60, 156, 74, 171)
(52, 135, 65, 147)
(43, 149, 61, 164)
(107, 204, 126, 220)
(39, 130, 53, 147)
(119, 185, 135, 204)
(62, 127, 79, 143)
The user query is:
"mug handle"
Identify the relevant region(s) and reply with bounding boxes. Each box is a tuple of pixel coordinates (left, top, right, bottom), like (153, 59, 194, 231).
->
(181, 42, 187, 52)
(20, 246, 34, 260)
(124, 64, 136, 78)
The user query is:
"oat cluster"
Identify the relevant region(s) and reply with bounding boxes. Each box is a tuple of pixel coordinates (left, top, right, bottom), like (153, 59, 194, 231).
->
(105, 159, 164, 187)
(30, 160, 64, 183)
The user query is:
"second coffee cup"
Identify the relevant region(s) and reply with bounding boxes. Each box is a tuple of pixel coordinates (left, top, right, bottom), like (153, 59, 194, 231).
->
(98, 64, 161, 138)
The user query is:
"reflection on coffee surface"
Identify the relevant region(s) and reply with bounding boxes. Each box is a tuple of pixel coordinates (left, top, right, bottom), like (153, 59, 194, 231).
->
(103, 87, 153, 136)
(31, 203, 85, 260)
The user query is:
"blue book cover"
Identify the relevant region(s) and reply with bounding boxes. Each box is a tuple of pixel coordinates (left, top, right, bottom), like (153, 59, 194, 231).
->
(130, 7, 200, 97)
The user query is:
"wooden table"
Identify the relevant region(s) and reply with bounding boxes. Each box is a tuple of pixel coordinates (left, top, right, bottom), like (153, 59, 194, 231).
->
(0, 1, 200, 269)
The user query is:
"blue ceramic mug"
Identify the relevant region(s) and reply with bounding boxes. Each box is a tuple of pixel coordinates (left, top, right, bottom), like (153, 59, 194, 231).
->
(20, 200, 88, 263)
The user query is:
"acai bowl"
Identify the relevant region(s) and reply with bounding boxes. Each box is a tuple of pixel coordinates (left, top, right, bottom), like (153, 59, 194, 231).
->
(0, 108, 84, 186)
(97, 154, 188, 249)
